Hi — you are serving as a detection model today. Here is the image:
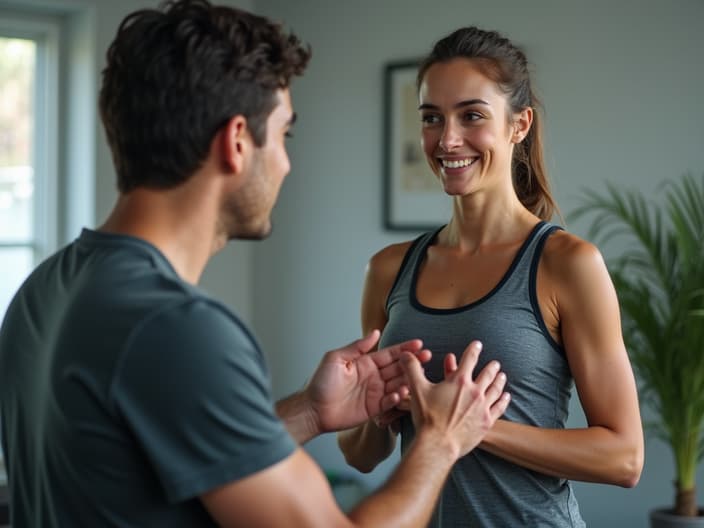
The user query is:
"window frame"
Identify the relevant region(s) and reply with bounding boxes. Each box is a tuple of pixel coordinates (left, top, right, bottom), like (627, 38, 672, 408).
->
(0, 14, 60, 264)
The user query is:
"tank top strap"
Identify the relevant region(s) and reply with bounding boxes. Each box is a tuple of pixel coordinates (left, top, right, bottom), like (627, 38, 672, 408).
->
(495, 221, 562, 298)
(385, 227, 442, 313)
(528, 222, 564, 277)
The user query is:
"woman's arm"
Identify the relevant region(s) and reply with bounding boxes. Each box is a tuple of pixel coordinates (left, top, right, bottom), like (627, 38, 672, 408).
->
(479, 232, 644, 487)
(337, 242, 412, 473)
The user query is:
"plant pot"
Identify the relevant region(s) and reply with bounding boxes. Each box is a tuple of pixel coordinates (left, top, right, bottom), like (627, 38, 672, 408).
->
(650, 508, 704, 528)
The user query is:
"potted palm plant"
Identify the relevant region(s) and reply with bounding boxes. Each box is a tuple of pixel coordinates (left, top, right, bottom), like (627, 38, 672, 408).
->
(570, 173, 704, 527)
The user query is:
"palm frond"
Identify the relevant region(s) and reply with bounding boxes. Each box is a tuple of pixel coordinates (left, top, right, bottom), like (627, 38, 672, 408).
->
(569, 173, 704, 508)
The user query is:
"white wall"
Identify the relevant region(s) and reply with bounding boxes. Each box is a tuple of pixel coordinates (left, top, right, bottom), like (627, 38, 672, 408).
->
(250, 0, 704, 526)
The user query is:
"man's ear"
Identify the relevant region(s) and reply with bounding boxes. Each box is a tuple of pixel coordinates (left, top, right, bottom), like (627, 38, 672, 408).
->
(220, 115, 250, 174)
(512, 106, 533, 144)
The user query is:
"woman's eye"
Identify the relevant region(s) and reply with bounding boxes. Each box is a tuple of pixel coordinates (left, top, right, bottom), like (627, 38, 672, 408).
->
(421, 114, 440, 125)
(464, 111, 482, 122)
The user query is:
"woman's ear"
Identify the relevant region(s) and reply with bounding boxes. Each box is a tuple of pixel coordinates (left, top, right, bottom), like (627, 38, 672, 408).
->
(220, 114, 250, 174)
(512, 106, 533, 143)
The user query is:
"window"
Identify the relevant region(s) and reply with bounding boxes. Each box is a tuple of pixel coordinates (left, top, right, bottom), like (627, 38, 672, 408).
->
(0, 18, 59, 317)
(0, 3, 95, 486)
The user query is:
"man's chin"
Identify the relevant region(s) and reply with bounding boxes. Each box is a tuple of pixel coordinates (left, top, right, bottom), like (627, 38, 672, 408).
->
(229, 222, 273, 242)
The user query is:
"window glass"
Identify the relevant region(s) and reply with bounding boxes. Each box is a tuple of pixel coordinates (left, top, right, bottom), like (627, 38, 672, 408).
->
(0, 247, 33, 315)
(0, 37, 35, 243)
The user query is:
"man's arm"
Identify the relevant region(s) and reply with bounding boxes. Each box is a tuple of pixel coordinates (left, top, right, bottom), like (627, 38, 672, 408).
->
(338, 242, 414, 472)
(274, 392, 320, 445)
(201, 436, 453, 528)
(201, 341, 510, 528)
(275, 330, 429, 444)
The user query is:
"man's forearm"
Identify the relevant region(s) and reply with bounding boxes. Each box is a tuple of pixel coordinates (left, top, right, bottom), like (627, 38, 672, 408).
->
(275, 391, 320, 444)
(347, 429, 457, 528)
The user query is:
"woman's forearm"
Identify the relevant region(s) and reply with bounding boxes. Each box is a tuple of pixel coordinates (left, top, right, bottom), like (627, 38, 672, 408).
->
(337, 420, 397, 473)
(480, 419, 643, 487)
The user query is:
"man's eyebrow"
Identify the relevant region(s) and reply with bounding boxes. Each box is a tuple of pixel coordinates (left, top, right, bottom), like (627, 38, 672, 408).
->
(418, 99, 490, 111)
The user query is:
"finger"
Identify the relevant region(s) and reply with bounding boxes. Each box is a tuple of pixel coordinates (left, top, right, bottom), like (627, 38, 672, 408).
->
(379, 392, 401, 414)
(384, 350, 431, 395)
(382, 374, 404, 395)
(383, 373, 409, 395)
(484, 371, 507, 403)
(370, 339, 424, 368)
(416, 349, 432, 364)
(474, 360, 502, 392)
(444, 353, 458, 378)
(378, 357, 406, 382)
(382, 374, 406, 396)
(453, 340, 482, 378)
(399, 352, 429, 392)
(490, 392, 511, 421)
(397, 385, 410, 400)
(396, 397, 411, 412)
(378, 347, 431, 380)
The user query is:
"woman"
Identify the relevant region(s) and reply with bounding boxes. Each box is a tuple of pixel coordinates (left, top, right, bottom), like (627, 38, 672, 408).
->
(338, 27, 644, 527)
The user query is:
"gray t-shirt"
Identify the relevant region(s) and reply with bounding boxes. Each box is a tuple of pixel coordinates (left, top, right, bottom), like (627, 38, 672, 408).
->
(0, 229, 296, 527)
(380, 222, 585, 527)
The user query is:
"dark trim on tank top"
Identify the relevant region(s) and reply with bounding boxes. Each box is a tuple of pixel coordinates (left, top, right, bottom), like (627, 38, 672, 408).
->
(529, 224, 566, 356)
(383, 231, 435, 313)
(409, 221, 547, 315)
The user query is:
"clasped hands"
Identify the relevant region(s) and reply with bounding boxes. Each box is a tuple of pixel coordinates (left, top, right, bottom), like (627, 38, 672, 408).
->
(304, 330, 509, 454)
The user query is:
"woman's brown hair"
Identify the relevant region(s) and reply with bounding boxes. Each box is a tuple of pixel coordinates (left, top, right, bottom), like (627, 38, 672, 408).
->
(417, 27, 559, 221)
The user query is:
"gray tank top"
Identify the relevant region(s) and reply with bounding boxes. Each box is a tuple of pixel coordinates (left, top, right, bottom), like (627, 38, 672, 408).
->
(379, 221, 586, 527)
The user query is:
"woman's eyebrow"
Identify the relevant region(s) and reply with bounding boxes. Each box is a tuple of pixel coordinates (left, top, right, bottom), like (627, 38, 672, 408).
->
(418, 98, 490, 111)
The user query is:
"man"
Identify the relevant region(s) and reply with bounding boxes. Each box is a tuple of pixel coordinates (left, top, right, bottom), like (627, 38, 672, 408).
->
(0, 1, 510, 526)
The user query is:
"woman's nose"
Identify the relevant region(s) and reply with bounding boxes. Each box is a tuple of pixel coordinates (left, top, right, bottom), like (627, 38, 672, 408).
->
(439, 120, 463, 151)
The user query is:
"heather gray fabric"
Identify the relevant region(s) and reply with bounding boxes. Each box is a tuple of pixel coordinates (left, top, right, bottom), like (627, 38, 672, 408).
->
(0, 229, 296, 527)
(380, 221, 585, 527)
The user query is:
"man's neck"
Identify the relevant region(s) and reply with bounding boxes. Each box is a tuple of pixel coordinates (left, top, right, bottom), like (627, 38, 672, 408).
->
(99, 183, 225, 285)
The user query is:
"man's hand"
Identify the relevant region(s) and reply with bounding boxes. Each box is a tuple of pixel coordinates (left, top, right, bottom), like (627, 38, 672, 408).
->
(305, 330, 431, 434)
(401, 340, 510, 460)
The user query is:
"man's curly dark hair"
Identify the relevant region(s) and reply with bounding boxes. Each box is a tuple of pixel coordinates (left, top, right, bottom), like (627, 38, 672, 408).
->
(99, 0, 311, 192)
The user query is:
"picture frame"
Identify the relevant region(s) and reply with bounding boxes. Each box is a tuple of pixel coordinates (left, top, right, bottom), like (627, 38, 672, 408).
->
(383, 60, 450, 231)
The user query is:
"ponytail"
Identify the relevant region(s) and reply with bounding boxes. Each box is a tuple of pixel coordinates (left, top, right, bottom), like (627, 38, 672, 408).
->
(418, 27, 560, 221)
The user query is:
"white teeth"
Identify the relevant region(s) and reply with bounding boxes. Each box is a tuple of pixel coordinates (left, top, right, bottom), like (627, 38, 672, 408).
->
(441, 158, 474, 169)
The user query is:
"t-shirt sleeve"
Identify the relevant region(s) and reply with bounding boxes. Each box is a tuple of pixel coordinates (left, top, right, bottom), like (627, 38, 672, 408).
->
(111, 298, 297, 503)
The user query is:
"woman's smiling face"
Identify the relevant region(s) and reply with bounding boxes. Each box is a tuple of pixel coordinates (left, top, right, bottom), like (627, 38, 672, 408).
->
(418, 58, 520, 197)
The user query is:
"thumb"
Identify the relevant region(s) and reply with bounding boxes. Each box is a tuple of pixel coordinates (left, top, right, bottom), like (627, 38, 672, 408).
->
(354, 329, 381, 355)
(334, 329, 381, 361)
(399, 351, 427, 391)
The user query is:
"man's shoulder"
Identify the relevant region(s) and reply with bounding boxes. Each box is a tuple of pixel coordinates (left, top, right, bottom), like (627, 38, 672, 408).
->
(132, 294, 254, 349)
(66, 230, 240, 330)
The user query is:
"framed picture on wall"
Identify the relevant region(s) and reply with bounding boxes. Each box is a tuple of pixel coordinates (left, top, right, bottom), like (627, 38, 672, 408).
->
(383, 60, 449, 231)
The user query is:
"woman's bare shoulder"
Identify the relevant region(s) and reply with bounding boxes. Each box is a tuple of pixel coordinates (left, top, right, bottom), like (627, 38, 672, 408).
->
(542, 228, 609, 284)
(367, 240, 416, 280)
